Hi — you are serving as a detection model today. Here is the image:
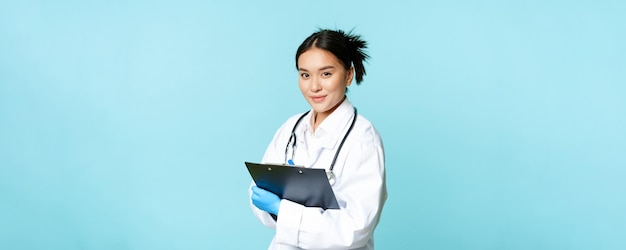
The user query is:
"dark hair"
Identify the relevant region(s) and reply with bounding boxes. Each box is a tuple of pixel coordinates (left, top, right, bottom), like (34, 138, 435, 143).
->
(295, 29, 370, 84)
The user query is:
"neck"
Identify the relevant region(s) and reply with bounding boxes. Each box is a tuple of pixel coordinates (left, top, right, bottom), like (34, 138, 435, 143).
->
(312, 96, 346, 131)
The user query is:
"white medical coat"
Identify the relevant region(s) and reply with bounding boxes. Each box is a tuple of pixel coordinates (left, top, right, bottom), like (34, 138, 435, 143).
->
(250, 99, 387, 250)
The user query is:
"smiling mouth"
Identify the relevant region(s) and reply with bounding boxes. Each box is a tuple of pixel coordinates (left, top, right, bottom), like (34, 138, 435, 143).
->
(311, 96, 326, 102)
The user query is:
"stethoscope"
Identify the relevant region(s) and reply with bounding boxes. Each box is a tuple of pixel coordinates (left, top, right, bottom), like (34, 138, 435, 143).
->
(284, 107, 358, 185)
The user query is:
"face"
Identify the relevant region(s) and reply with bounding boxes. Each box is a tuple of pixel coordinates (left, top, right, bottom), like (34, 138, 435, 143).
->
(297, 47, 353, 121)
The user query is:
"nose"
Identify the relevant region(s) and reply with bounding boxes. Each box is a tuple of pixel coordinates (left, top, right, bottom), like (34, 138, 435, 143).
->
(310, 77, 322, 92)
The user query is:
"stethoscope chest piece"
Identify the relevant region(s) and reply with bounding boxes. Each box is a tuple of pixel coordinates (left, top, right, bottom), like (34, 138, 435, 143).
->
(326, 171, 336, 186)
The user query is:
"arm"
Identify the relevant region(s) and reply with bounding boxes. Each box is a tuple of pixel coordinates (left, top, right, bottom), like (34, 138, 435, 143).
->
(275, 131, 387, 249)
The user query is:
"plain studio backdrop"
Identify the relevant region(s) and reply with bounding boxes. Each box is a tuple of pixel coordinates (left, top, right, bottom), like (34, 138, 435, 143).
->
(1, 1, 624, 249)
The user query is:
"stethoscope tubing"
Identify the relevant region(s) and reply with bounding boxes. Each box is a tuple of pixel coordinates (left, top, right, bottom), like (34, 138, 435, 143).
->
(284, 107, 358, 175)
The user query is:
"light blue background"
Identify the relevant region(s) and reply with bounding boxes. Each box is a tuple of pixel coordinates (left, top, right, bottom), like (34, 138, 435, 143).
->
(1, 1, 625, 249)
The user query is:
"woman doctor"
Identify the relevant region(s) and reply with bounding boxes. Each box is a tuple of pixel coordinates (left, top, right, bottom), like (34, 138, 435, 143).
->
(249, 29, 387, 250)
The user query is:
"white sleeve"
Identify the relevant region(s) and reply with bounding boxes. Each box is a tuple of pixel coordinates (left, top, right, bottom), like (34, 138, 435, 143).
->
(274, 128, 387, 249)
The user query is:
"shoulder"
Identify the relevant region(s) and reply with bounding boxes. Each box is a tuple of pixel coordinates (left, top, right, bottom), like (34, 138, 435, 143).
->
(262, 110, 311, 163)
(279, 111, 310, 131)
(353, 113, 383, 146)
(271, 111, 310, 139)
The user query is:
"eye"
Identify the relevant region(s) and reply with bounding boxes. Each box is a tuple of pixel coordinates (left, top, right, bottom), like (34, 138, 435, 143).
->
(322, 72, 332, 77)
(300, 73, 310, 79)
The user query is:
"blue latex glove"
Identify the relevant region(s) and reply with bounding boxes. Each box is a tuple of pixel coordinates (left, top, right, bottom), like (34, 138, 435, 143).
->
(251, 186, 281, 215)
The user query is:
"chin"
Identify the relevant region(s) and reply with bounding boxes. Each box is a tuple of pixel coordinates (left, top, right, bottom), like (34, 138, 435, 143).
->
(315, 107, 332, 114)
(308, 104, 325, 112)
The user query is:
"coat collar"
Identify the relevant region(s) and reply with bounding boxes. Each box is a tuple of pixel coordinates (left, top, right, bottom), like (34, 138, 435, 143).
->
(300, 98, 355, 150)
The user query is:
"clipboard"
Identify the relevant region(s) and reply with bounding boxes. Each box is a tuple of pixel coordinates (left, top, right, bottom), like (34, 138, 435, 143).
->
(245, 162, 339, 210)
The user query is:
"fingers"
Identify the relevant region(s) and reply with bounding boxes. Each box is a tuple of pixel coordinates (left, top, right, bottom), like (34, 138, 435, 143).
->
(251, 185, 280, 215)
(252, 185, 271, 196)
(252, 186, 264, 200)
(251, 185, 262, 196)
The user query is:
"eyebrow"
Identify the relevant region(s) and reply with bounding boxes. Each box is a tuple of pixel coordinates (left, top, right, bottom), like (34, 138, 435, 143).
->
(298, 66, 336, 71)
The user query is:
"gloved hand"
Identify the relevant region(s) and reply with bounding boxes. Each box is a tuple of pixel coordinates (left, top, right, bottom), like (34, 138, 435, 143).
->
(251, 186, 281, 215)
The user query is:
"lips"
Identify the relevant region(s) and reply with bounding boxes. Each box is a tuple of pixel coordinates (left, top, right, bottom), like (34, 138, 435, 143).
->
(311, 95, 326, 103)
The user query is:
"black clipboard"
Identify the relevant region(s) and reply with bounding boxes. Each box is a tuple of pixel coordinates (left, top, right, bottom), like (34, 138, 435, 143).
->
(245, 162, 339, 210)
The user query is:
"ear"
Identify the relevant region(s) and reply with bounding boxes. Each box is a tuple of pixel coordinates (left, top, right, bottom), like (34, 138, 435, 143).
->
(346, 67, 354, 87)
